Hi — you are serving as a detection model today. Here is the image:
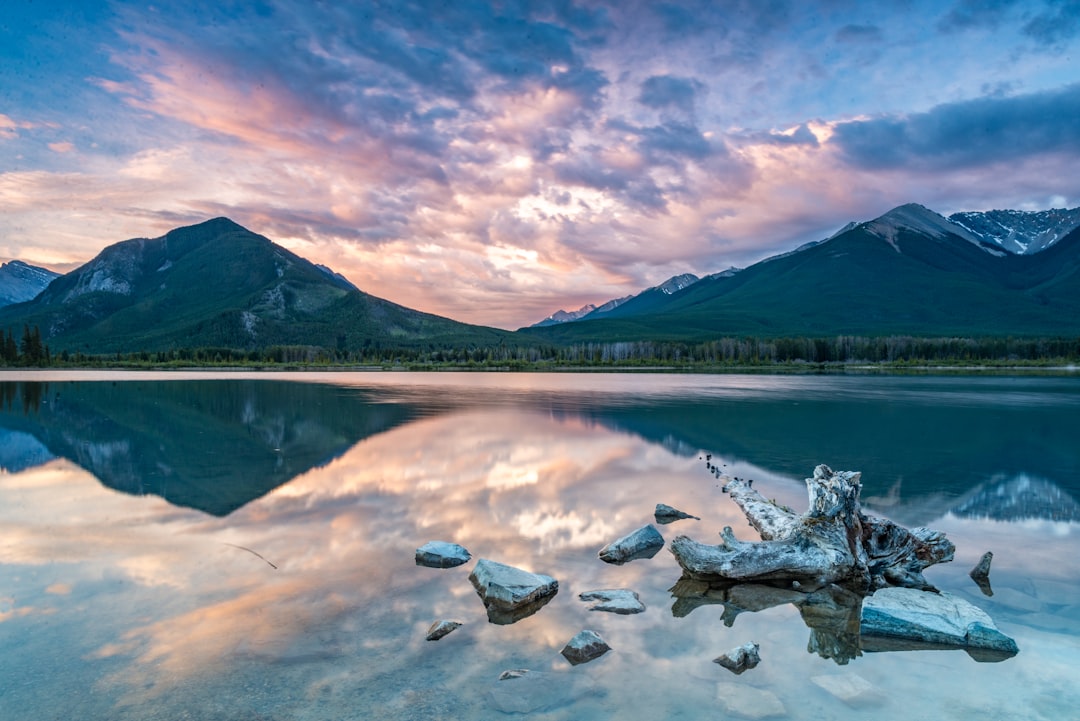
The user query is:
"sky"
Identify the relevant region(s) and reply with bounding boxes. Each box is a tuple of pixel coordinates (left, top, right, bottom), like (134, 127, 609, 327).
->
(2, 1, 1080, 329)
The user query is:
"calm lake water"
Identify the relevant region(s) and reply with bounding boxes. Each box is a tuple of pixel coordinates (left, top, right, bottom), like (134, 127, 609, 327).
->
(1, 371, 1078, 720)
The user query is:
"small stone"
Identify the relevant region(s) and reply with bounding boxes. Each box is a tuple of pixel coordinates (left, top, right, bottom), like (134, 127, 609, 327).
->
(425, 620, 462, 641)
(713, 642, 761, 674)
(655, 503, 701, 524)
(598, 524, 665, 564)
(716, 682, 786, 719)
(560, 630, 611, 665)
(969, 551, 993, 596)
(811, 674, 885, 707)
(579, 588, 646, 614)
(415, 541, 471, 568)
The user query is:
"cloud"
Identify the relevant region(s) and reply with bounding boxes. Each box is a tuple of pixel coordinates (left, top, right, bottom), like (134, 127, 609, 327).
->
(1022, 0, 1080, 46)
(638, 75, 705, 114)
(831, 83, 1080, 170)
(834, 24, 883, 43)
(937, 0, 1020, 33)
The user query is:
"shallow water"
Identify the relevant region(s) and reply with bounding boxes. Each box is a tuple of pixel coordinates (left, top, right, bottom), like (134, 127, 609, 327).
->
(1, 371, 1078, 720)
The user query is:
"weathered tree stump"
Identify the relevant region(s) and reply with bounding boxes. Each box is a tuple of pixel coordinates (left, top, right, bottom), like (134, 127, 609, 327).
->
(670, 465, 955, 593)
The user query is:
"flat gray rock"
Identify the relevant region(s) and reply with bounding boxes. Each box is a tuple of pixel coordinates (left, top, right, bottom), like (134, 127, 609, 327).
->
(811, 674, 885, 707)
(655, 503, 701, 524)
(488, 669, 590, 713)
(713, 642, 760, 674)
(468, 559, 558, 624)
(560, 629, 611, 665)
(598, 524, 665, 564)
(716, 682, 786, 719)
(425, 620, 462, 641)
(861, 587, 1019, 661)
(415, 540, 471, 568)
(579, 588, 646, 614)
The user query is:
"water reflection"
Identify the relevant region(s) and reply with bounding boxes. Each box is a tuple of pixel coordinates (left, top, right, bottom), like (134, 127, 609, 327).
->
(0, 373, 1078, 720)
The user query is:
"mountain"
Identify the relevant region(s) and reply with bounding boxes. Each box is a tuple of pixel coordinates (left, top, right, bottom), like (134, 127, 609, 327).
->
(949, 207, 1080, 255)
(0, 260, 61, 307)
(520, 203, 1080, 341)
(528, 273, 700, 328)
(0, 217, 511, 353)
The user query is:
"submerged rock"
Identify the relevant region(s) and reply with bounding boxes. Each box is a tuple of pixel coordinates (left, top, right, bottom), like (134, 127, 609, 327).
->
(713, 642, 761, 674)
(425, 620, 462, 641)
(415, 541, 471, 568)
(655, 503, 701, 524)
(488, 669, 592, 713)
(598, 524, 665, 564)
(579, 588, 646, 615)
(468, 558, 558, 625)
(811, 674, 885, 707)
(716, 682, 786, 719)
(560, 630, 611, 665)
(860, 587, 1019, 661)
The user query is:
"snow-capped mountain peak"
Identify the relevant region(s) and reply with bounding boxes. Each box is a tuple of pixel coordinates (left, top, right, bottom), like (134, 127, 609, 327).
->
(948, 207, 1080, 255)
(0, 260, 61, 307)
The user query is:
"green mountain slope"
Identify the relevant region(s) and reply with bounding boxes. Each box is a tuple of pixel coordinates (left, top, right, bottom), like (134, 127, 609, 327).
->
(522, 205, 1080, 342)
(0, 218, 511, 353)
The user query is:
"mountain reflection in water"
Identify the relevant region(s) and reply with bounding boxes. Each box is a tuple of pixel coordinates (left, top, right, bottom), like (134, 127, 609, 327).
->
(1, 373, 1078, 721)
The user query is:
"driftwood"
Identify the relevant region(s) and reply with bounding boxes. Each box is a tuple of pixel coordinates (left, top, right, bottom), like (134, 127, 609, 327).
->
(670, 465, 955, 593)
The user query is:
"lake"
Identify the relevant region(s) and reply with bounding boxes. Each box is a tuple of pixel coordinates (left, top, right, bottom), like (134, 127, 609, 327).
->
(1, 371, 1078, 720)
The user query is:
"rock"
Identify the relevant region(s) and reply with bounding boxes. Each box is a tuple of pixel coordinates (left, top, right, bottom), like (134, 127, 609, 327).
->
(468, 558, 558, 625)
(716, 682, 786, 719)
(969, 551, 993, 596)
(425, 620, 462, 641)
(488, 669, 591, 713)
(860, 587, 1019, 661)
(415, 541, 471, 568)
(713, 642, 760, 674)
(579, 588, 646, 614)
(655, 503, 701, 524)
(598, 524, 665, 564)
(810, 674, 885, 707)
(560, 630, 611, 665)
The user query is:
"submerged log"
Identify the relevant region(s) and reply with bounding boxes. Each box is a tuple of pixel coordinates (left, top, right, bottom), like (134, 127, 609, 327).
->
(670, 465, 955, 592)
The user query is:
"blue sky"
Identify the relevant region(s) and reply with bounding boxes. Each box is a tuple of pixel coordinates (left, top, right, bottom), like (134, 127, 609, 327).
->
(2, 0, 1079, 328)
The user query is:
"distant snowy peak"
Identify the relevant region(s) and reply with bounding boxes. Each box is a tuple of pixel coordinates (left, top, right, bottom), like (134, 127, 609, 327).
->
(531, 304, 600, 327)
(948, 207, 1080, 255)
(0, 260, 61, 307)
(657, 273, 700, 294)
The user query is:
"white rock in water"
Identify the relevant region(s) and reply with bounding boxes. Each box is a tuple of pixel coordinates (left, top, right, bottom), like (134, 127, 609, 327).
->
(560, 630, 611, 665)
(469, 559, 558, 624)
(861, 587, 1018, 660)
(598, 524, 665, 564)
(425, 620, 462, 641)
(579, 588, 646, 614)
(716, 682, 786, 719)
(811, 674, 885, 707)
(713, 642, 760, 674)
(415, 540, 471, 568)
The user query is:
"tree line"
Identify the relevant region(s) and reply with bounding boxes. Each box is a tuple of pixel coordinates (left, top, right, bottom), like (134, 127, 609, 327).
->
(1, 325, 50, 366)
(3, 332, 1079, 368)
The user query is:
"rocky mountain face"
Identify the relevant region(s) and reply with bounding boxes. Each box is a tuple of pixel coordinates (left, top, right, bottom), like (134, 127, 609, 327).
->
(949, 207, 1080, 255)
(0, 217, 510, 353)
(0, 260, 61, 307)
